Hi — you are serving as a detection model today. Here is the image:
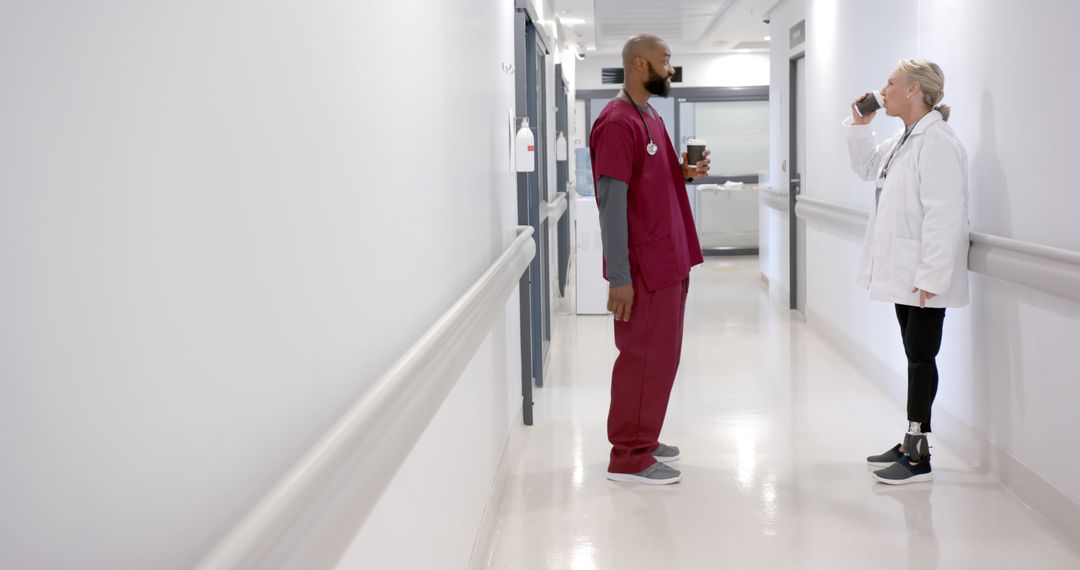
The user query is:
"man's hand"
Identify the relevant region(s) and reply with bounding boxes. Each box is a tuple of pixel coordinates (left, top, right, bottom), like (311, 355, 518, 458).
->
(912, 287, 937, 308)
(851, 94, 875, 125)
(608, 284, 634, 321)
(682, 149, 711, 179)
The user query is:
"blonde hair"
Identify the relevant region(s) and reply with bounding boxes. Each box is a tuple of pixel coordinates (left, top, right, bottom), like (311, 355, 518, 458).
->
(898, 58, 950, 121)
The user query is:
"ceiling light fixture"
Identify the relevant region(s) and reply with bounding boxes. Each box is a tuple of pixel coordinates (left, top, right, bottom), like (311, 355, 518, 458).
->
(764, 35, 771, 41)
(559, 17, 586, 26)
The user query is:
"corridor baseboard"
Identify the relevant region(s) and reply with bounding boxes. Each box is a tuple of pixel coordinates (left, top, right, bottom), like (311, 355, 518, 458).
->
(769, 284, 791, 310)
(467, 408, 528, 570)
(805, 306, 1080, 551)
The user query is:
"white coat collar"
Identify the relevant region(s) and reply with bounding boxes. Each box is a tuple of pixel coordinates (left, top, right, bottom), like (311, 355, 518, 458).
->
(909, 110, 942, 136)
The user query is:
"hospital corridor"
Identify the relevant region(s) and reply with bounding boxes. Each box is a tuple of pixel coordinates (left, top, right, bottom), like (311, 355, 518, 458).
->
(2, 0, 1079, 569)
(483, 258, 1080, 569)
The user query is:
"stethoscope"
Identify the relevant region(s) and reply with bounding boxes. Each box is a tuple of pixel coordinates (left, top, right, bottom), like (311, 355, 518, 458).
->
(619, 89, 658, 156)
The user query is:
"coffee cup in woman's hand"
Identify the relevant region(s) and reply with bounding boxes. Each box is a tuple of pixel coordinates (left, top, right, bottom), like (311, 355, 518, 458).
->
(852, 91, 882, 124)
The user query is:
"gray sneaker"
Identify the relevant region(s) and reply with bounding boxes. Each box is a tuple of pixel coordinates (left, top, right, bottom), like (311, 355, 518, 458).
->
(867, 443, 904, 467)
(873, 456, 933, 485)
(652, 443, 680, 463)
(607, 462, 682, 485)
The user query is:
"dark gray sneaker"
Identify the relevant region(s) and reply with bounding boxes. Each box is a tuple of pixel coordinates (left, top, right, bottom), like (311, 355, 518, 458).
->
(607, 462, 682, 485)
(873, 456, 932, 485)
(867, 443, 904, 467)
(652, 443, 680, 463)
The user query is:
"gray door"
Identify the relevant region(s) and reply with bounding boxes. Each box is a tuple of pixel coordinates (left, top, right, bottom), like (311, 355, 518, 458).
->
(526, 19, 550, 386)
(789, 55, 807, 314)
(513, 10, 557, 421)
(555, 65, 571, 297)
(513, 11, 539, 424)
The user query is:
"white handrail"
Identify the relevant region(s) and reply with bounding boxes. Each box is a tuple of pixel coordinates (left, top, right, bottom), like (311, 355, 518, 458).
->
(969, 231, 1080, 267)
(760, 187, 790, 212)
(969, 232, 1080, 304)
(794, 195, 869, 232)
(194, 226, 536, 570)
(793, 195, 1080, 304)
(547, 192, 568, 223)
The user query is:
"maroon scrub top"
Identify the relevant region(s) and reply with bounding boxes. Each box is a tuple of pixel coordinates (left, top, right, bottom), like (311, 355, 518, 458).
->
(590, 98, 703, 291)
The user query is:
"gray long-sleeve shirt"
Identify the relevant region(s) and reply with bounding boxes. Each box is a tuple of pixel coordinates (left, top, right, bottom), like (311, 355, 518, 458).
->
(597, 176, 630, 287)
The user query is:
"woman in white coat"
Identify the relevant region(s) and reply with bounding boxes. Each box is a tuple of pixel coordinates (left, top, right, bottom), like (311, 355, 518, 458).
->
(843, 59, 969, 485)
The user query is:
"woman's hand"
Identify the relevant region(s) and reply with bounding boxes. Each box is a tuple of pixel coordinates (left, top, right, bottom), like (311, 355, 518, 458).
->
(851, 94, 875, 125)
(912, 287, 937, 308)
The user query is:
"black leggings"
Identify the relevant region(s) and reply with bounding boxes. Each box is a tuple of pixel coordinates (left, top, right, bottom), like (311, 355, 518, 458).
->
(895, 304, 946, 433)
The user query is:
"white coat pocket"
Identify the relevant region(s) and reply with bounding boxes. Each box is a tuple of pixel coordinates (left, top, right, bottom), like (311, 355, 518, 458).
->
(895, 210, 923, 240)
(893, 237, 922, 286)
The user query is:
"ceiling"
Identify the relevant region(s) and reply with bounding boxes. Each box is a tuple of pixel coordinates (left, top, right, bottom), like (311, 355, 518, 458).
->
(553, 0, 780, 55)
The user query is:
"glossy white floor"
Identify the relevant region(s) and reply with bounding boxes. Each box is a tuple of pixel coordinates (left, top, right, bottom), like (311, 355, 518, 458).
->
(482, 257, 1080, 570)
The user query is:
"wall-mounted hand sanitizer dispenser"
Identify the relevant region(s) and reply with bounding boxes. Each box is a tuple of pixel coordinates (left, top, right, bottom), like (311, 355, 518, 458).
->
(515, 118, 535, 173)
(556, 131, 568, 162)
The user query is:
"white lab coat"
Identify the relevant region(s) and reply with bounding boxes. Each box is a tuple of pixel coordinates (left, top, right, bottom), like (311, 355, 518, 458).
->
(842, 110, 970, 308)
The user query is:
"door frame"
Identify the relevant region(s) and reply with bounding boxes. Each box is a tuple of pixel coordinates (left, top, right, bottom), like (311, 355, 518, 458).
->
(555, 64, 571, 298)
(788, 52, 806, 312)
(513, 6, 554, 423)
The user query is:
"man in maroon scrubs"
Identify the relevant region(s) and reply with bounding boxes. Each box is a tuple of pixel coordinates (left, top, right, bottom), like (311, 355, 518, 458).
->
(591, 35, 709, 485)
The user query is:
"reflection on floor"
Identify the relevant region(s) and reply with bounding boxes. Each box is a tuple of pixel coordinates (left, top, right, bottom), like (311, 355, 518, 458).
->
(483, 257, 1080, 569)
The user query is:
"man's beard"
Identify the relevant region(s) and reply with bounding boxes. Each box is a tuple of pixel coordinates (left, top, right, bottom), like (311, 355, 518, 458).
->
(644, 61, 671, 97)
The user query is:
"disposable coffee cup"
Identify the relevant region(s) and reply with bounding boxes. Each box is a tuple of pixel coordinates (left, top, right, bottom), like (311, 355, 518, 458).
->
(686, 139, 706, 165)
(855, 91, 884, 116)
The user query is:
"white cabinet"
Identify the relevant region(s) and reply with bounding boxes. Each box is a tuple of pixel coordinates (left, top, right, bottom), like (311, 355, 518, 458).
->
(575, 197, 609, 314)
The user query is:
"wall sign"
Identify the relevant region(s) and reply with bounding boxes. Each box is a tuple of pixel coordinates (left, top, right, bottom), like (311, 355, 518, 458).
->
(790, 20, 805, 48)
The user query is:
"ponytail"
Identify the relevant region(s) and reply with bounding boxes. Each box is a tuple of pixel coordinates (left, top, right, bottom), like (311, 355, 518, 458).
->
(899, 59, 950, 121)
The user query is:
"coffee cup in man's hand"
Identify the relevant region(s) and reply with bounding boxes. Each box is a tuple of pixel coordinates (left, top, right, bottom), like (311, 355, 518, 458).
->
(855, 91, 883, 117)
(686, 139, 706, 166)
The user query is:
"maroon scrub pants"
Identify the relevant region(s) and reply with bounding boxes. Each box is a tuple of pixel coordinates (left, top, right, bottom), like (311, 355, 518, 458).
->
(607, 274, 689, 474)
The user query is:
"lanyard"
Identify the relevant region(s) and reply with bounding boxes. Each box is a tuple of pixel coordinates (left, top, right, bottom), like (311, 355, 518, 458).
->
(619, 89, 658, 156)
(879, 126, 914, 182)
(878, 113, 929, 188)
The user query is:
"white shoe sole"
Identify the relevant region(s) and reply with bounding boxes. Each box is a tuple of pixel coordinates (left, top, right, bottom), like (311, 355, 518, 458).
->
(873, 471, 933, 485)
(606, 471, 682, 485)
(654, 453, 680, 463)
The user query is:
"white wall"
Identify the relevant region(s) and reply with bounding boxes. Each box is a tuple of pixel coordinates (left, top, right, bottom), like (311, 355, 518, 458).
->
(792, 0, 917, 402)
(336, 301, 522, 569)
(575, 52, 770, 90)
(915, 2, 1080, 513)
(0, 1, 526, 568)
(764, 0, 1080, 514)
